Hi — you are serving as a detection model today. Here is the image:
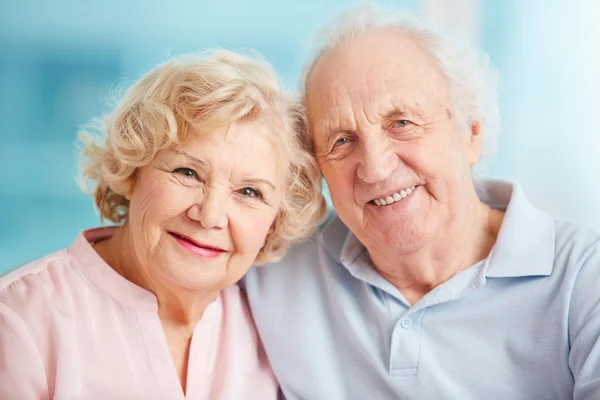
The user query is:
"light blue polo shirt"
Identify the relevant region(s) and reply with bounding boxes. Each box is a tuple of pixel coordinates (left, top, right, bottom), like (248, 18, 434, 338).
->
(243, 180, 600, 399)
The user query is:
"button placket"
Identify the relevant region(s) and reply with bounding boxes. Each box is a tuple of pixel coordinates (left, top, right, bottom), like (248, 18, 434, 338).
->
(400, 317, 413, 328)
(389, 310, 425, 376)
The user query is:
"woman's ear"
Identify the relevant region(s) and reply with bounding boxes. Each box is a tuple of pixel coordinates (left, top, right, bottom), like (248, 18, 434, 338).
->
(124, 185, 133, 201)
(124, 169, 140, 201)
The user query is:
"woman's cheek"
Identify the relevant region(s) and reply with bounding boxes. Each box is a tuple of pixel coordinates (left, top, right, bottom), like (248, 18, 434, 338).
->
(233, 208, 276, 251)
(142, 181, 195, 218)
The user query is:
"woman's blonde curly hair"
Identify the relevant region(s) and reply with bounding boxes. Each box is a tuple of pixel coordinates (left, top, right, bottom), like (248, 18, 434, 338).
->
(79, 50, 327, 265)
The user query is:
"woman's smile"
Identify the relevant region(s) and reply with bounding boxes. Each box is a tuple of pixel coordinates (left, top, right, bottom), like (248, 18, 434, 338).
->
(168, 231, 227, 258)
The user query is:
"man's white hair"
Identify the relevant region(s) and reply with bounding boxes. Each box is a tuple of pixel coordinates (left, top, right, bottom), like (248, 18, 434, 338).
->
(301, 4, 500, 172)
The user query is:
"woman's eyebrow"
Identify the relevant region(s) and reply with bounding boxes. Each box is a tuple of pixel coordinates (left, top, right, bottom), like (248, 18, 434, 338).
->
(172, 149, 208, 167)
(170, 150, 276, 190)
(240, 178, 276, 191)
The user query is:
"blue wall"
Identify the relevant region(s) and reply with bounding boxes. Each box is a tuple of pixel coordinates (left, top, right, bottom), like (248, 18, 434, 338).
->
(0, 0, 419, 272)
(3, 0, 600, 274)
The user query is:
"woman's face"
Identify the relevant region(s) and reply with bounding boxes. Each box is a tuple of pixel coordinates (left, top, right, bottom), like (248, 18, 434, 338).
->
(125, 122, 283, 291)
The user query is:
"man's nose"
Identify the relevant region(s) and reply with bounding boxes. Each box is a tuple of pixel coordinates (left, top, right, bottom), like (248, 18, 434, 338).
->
(356, 137, 398, 183)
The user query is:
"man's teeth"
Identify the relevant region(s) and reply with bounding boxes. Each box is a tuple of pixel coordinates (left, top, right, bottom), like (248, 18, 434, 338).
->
(373, 186, 416, 206)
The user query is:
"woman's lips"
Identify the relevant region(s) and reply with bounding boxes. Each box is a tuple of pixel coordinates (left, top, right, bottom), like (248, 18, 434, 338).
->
(168, 232, 225, 258)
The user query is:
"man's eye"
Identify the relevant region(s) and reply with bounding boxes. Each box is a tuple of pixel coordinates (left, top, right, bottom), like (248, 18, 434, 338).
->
(173, 167, 198, 179)
(393, 120, 411, 128)
(239, 187, 262, 199)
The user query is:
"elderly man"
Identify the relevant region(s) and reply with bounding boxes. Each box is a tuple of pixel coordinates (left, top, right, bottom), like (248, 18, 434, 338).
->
(243, 5, 600, 399)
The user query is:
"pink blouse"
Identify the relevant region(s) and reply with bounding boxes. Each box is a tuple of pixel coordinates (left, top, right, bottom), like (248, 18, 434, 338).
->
(0, 227, 278, 399)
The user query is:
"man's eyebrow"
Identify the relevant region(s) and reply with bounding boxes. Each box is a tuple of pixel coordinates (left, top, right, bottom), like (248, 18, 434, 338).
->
(172, 149, 208, 166)
(319, 106, 418, 146)
(323, 129, 346, 145)
(326, 107, 414, 130)
(380, 109, 412, 120)
(379, 105, 417, 120)
(323, 120, 355, 143)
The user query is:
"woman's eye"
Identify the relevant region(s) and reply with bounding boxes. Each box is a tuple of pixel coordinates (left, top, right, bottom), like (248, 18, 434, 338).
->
(239, 187, 262, 199)
(173, 167, 198, 179)
(393, 119, 412, 128)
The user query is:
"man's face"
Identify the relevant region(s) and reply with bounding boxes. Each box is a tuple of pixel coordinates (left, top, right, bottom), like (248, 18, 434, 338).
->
(306, 29, 482, 255)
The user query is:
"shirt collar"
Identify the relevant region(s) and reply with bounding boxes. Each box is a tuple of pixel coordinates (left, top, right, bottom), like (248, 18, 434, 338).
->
(68, 227, 159, 312)
(478, 180, 555, 277)
(319, 214, 349, 266)
(69, 227, 223, 321)
(320, 179, 556, 279)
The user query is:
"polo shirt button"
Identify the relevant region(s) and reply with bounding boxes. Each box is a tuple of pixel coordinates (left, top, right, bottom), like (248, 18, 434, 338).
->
(401, 317, 413, 328)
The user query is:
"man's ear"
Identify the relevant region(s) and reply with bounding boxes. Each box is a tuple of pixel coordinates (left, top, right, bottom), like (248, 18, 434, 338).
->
(467, 120, 483, 165)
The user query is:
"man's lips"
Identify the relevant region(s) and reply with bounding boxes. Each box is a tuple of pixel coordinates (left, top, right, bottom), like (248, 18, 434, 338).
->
(367, 184, 420, 206)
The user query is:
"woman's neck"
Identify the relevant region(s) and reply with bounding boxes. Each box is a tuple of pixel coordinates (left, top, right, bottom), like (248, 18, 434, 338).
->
(93, 225, 219, 328)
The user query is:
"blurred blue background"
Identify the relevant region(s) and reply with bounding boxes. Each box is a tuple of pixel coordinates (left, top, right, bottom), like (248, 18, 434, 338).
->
(1, 0, 599, 273)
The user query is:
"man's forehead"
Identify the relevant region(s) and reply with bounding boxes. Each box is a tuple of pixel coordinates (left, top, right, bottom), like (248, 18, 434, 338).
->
(307, 73, 434, 120)
(306, 29, 444, 98)
(306, 48, 448, 135)
(309, 62, 442, 101)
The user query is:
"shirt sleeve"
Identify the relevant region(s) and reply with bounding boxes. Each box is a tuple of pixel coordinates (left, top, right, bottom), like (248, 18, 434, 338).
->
(569, 240, 600, 400)
(0, 302, 50, 400)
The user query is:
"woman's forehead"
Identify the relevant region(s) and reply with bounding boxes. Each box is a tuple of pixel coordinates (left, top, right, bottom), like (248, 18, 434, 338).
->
(170, 123, 285, 180)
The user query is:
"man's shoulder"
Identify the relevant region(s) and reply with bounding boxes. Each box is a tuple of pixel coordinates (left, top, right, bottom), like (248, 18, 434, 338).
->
(552, 218, 600, 264)
(550, 218, 600, 315)
(284, 210, 347, 263)
(549, 219, 600, 348)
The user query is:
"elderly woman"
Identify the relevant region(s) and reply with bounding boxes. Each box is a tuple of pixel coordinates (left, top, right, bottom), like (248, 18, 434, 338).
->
(0, 50, 326, 399)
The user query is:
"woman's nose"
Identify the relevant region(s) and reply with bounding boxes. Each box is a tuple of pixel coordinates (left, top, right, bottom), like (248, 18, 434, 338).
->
(187, 187, 228, 229)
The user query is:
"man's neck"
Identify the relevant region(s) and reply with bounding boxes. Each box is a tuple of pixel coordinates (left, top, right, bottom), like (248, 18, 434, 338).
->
(369, 197, 504, 305)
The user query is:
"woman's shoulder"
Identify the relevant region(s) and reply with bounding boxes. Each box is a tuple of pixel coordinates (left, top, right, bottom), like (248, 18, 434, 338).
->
(1, 228, 116, 307)
(0, 248, 83, 315)
(1, 249, 72, 296)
